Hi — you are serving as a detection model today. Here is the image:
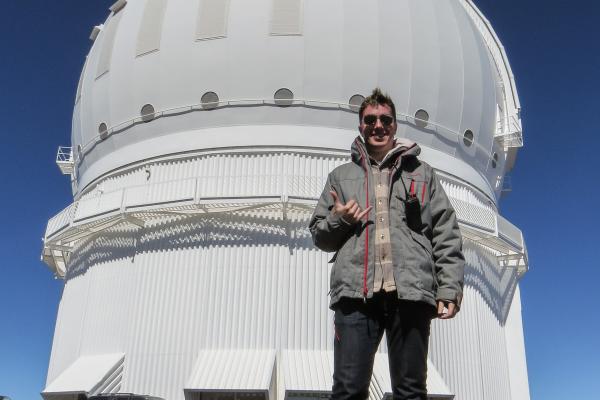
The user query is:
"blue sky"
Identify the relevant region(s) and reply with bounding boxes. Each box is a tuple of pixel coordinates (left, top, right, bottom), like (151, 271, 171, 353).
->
(0, 0, 598, 399)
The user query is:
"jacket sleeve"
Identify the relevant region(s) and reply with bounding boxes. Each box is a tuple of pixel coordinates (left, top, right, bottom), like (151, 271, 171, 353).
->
(429, 171, 465, 307)
(309, 174, 355, 252)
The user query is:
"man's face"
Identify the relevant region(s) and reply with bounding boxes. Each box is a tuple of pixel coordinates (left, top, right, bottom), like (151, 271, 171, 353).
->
(359, 104, 397, 155)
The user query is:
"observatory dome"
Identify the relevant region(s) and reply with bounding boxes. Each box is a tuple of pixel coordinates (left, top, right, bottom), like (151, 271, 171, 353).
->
(73, 0, 513, 199)
(44, 2, 530, 399)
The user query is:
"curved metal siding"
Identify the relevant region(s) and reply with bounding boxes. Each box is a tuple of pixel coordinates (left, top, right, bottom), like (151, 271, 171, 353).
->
(74, 0, 503, 194)
(504, 286, 530, 400)
(49, 214, 524, 400)
(429, 240, 517, 400)
(80, 151, 348, 201)
(47, 272, 89, 385)
(49, 213, 334, 400)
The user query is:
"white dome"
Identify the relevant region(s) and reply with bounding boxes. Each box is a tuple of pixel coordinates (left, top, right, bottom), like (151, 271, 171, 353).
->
(44, 3, 530, 399)
(73, 0, 508, 198)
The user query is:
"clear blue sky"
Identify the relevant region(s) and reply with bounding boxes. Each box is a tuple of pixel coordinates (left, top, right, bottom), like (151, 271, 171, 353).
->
(0, 1, 598, 399)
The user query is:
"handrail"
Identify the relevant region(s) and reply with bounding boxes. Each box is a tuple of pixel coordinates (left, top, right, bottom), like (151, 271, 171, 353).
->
(56, 146, 73, 163)
(42, 178, 528, 277)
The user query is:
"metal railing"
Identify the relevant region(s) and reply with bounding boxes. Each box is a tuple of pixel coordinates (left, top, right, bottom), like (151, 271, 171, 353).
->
(71, 97, 504, 177)
(56, 146, 74, 175)
(43, 170, 528, 277)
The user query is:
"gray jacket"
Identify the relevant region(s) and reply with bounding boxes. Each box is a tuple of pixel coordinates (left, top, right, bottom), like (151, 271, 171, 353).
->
(309, 137, 464, 309)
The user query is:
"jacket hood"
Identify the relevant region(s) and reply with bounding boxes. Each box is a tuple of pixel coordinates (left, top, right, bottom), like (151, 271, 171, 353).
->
(351, 136, 421, 166)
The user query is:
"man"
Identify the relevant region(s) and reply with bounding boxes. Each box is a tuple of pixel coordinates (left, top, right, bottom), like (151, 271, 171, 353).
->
(309, 88, 464, 400)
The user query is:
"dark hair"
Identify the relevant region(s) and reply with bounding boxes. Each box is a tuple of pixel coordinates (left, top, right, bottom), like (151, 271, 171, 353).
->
(358, 88, 397, 122)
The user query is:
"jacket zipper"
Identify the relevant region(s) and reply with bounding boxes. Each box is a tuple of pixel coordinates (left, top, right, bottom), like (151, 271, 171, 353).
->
(356, 140, 370, 302)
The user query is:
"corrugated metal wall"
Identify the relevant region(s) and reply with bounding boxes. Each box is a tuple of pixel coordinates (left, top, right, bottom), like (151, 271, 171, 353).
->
(80, 151, 346, 202)
(49, 153, 526, 400)
(429, 240, 519, 400)
(49, 212, 334, 400)
(49, 217, 523, 400)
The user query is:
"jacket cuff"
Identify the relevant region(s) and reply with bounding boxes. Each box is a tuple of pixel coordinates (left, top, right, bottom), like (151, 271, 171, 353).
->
(436, 288, 463, 308)
(327, 212, 354, 229)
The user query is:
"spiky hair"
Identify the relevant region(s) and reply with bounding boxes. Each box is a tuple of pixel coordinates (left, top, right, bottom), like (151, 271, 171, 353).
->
(358, 88, 397, 122)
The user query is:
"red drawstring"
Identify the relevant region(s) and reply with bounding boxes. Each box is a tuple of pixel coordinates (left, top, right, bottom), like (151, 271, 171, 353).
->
(410, 179, 416, 197)
(421, 181, 426, 203)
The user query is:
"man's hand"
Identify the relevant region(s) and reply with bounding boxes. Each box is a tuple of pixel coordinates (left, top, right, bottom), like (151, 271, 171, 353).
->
(330, 191, 372, 224)
(437, 300, 458, 319)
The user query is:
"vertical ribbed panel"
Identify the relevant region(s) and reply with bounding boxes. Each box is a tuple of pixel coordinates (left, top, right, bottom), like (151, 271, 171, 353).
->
(96, 11, 123, 78)
(440, 179, 497, 232)
(504, 286, 531, 400)
(51, 212, 335, 400)
(136, 0, 168, 56)
(79, 151, 347, 203)
(196, 0, 230, 40)
(46, 273, 90, 386)
(429, 240, 517, 400)
(77, 255, 136, 355)
(50, 152, 525, 400)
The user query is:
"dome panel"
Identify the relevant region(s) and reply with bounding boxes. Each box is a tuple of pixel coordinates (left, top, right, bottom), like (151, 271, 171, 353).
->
(73, 0, 507, 198)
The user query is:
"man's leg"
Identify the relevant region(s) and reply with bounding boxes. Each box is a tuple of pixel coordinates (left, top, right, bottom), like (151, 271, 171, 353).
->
(385, 299, 435, 400)
(332, 296, 384, 400)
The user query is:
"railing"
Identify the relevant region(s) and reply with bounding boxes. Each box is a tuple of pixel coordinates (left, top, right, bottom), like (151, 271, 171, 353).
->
(56, 146, 75, 175)
(56, 146, 73, 162)
(43, 172, 528, 278)
(71, 97, 504, 177)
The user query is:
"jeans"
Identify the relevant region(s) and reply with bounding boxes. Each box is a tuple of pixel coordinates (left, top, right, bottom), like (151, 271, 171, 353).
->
(332, 292, 436, 400)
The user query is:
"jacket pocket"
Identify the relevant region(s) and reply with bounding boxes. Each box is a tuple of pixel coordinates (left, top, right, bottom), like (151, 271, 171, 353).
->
(329, 232, 363, 293)
(409, 230, 433, 257)
(406, 230, 436, 295)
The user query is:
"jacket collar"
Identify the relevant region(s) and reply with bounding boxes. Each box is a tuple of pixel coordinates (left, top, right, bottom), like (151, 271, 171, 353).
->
(351, 136, 421, 168)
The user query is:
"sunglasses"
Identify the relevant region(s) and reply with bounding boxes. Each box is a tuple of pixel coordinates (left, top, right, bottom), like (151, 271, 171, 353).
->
(363, 114, 395, 127)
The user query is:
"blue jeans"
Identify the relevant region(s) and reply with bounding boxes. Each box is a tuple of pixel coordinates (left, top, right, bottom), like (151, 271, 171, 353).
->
(332, 292, 436, 400)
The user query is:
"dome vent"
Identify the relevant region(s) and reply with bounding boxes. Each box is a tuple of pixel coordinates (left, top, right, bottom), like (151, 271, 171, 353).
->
(140, 104, 156, 122)
(99, 123, 109, 140)
(414, 109, 429, 128)
(463, 130, 474, 147)
(349, 94, 365, 113)
(274, 88, 294, 106)
(201, 92, 219, 110)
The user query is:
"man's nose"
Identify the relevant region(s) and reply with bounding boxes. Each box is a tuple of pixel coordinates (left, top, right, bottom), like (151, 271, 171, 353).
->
(374, 117, 384, 128)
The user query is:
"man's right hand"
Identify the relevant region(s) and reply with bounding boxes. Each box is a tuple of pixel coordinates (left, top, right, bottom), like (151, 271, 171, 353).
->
(330, 191, 372, 224)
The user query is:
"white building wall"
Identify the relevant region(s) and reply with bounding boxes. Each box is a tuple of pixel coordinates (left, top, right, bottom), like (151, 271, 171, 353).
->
(49, 214, 334, 400)
(429, 241, 519, 400)
(505, 286, 531, 400)
(48, 212, 526, 400)
(45, 1, 529, 399)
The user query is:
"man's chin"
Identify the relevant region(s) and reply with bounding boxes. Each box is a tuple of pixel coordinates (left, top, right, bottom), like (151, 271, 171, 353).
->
(367, 139, 390, 148)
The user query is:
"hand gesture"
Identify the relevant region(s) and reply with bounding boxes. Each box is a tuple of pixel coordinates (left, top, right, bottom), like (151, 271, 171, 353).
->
(437, 300, 458, 319)
(330, 191, 372, 224)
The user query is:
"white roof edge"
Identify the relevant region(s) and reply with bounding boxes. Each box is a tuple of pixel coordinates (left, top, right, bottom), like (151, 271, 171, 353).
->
(42, 353, 125, 397)
(185, 349, 276, 392)
(460, 0, 523, 153)
(461, 0, 521, 112)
